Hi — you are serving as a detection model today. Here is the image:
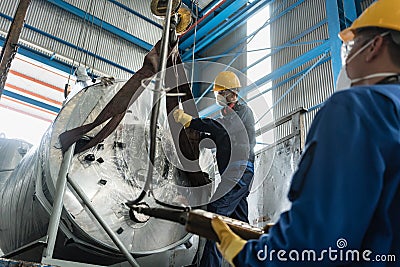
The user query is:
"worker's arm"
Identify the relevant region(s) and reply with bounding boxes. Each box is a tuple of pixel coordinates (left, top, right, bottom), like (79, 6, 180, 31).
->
(189, 117, 226, 137)
(173, 109, 225, 136)
(234, 91, 385, 266)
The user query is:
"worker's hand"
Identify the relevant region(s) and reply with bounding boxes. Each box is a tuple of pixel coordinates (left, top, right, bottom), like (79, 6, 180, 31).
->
(173, 109, 192, 127)
(211, 216, 246, 266)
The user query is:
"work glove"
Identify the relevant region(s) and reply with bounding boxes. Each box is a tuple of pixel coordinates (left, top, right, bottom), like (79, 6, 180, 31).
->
(173, 109, 192, 127)
(211, 216, 247, 266)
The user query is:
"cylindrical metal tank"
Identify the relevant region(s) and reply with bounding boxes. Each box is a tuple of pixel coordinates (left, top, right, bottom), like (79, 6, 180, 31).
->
(0, 137, 32, 256)
(0, 137, 31, 189)
(0, 80, 213, 265)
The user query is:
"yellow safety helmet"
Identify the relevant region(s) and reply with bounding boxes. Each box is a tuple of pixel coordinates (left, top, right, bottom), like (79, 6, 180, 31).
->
(339, 0, 400, 42)
(213, 71, 241, 92)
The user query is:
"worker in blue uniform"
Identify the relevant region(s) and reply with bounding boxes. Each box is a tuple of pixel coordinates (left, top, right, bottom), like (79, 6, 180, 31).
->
(173, 71, 256, 266)
(207, 0, 400, 266)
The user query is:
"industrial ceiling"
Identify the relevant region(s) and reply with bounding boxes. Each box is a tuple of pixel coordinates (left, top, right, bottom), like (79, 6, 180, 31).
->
(0, 0, 373, 138)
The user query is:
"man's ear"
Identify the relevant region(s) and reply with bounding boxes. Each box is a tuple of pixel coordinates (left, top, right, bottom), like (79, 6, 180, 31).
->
(366, 36, 385, 62)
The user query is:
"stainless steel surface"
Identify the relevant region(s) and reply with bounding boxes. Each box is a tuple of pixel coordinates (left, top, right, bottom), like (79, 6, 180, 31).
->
(0, 80, 214, 259)
(67, 176, 139, 267)
(47, 80, 200, 254)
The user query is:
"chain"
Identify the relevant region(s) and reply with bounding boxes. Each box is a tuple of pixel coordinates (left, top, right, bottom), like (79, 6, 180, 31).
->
(0, 43, 19, 89)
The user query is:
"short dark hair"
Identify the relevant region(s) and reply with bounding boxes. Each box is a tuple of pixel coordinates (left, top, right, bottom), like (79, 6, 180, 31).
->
(356, 27, 400, 68)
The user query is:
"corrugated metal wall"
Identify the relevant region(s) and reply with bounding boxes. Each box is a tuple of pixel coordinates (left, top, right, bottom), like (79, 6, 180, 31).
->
(268, 0, 375, 140)
(270, 0, 334, 139)
(0, 0, 16, 34)
(361, 0, 374, 9)
(0, 0, 163, 80)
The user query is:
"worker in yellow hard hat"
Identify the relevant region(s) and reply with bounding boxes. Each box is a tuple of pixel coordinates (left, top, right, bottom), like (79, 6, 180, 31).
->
(174, 70, 256, 267)
(336, 0, 400, 90)
(206, 0, 400, 266)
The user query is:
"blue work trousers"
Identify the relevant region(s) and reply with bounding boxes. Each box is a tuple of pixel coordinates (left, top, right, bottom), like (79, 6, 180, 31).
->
(199, 170, 254, 267)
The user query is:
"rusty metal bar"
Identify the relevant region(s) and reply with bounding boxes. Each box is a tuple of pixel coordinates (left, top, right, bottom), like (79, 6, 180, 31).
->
(0, 0, 31, 99)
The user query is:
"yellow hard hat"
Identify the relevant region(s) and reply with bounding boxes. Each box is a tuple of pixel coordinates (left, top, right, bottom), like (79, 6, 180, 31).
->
(213, 71, 241, 92)
(339, 0, 400, 42)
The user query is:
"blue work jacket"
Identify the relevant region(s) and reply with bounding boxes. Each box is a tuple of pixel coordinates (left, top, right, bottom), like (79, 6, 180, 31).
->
(235, 84, 400, 266)
(189, 102, 256, 175)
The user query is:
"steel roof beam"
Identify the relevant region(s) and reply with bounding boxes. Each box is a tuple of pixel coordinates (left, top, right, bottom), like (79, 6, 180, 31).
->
(179, 0, 248, 51)
(343, 0, 358, 25)
(248, 41, 330, 91)
(2, 89, 60, 113)
(0, 13, 136, 75)
(46, 0, 152, 51)
(192, 2, 320, 104)
(197, 0, 315, 65)
(255, 52, 329, 123)
(183, 0, 302, 61)
(247, 56, 331, 103)
(0, 36, 71, 74)
(106, 0, 162, 29)
(243, 19, 327, 72)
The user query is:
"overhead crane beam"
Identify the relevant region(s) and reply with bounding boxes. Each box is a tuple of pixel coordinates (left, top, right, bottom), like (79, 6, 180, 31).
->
(181, 0, 272, 61)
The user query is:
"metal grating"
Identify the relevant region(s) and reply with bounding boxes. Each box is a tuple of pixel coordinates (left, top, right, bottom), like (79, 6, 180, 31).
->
(270, 0, 333, 140)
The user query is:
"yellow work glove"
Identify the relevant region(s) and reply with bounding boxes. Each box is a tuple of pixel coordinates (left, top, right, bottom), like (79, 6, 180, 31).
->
(173, 109, 192, 127)
(211, 216, 247, 266)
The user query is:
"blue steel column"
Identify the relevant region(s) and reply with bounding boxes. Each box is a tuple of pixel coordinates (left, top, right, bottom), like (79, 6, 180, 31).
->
(325, 0, 343, 87)
(343, 0, 358, 24)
